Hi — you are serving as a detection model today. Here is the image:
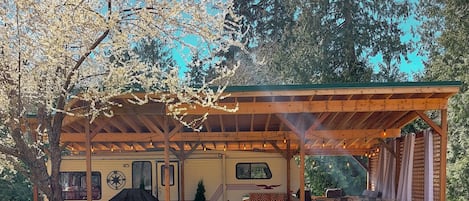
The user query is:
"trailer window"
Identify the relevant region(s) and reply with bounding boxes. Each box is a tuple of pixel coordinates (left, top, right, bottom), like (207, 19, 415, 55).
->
(236, 163, 272, 179)
(60, 172, 101, 200)
(132, 161, 152, 192)
(160, 165, 174, 186)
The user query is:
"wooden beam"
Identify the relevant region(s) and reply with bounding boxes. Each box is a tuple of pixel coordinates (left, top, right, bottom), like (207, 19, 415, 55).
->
(114, 86, 459, 100)
(393, 111, 419, 128)
(377, 139, 396, 157)
(305, 148, 371, 156)
(307, 128, 400, 139)
(382, 111, 408, 128)
(352, 156, 370, 172)
(179, 98, 449, 115)
(306, 113, 330, 134)
(112, 102, 166, 115)
(264, 114, 272, 131)
(137, 115, 163, 135)
(168, 124, 183, 139)
(219, 115, 225, 132)
(270, 141, 288, 159)
(276, 114, 303, 138)
(415, 110, 443, 134)
(61, 128, 400, 142)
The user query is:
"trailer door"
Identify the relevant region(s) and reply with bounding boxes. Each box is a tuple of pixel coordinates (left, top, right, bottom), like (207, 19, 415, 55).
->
(156, 161, 179, 201)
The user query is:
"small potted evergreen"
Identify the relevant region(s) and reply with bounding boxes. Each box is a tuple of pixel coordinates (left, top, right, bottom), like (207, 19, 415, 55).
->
(194, 180, 206, 201)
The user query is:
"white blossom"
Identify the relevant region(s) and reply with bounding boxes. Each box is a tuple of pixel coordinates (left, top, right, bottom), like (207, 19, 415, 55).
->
(0, 0, 243, 195)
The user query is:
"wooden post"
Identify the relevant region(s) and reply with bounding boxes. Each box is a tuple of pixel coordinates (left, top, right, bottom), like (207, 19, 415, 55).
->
(440, 109, 448, 201)
(299, 133, 305, 201)
(164, 117, 171, 201)
(85, 119, 92, 201)
(180, 158, 185, 201)
(286, 140, 291, 201)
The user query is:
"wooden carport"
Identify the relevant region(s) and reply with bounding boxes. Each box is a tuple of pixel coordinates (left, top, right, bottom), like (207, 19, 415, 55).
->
(60, 81, 460, 201)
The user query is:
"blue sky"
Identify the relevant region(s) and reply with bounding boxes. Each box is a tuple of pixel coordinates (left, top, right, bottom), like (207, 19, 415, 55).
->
(398, 16, 426, 75)
(370, 2, 426, 78)
(174, 3, 427, 80)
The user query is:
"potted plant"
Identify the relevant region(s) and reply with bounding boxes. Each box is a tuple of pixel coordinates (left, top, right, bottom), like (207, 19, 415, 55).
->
(194, 180, 206, 201)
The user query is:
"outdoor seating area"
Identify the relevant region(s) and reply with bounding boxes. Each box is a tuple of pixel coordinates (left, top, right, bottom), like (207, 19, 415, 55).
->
(55, 81, 459, 201)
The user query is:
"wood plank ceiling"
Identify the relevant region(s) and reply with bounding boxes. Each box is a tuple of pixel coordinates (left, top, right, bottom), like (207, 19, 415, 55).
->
(59, 82, 460, 156)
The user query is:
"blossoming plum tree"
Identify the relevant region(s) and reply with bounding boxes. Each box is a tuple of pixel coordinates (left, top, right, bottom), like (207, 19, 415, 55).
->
(0, 1, 243, 200)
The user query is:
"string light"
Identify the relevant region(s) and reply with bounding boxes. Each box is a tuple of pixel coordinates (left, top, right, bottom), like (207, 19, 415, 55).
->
(111, 146, 114, 152)
(223, 144, 226, 152)
(346, 162, 350, 167)
(243, 144, 247, 150)
(150, 138, 153, 146)
(263, 141, 267, 148)
(283, 136, 287, 144)
(342, 140, 346, 149)
(376, 147, 380, 152)
(383, 129, 387, 137)
(130, 144, 134, 151)
(322, 139, 325, 148)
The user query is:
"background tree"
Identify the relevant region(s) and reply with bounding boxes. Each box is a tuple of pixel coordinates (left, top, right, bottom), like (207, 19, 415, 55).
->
(132, 38, 176, 72)
(302, 156, 366, 196)
(271, 0, 411, 84)
(417, 1, 469, 200)
(0, 169, 32, 201)
(221, 0, 413, 196)
(225, 0, 412, 84)
(0, 1, 243, 201)
(372, 61, 409, 82)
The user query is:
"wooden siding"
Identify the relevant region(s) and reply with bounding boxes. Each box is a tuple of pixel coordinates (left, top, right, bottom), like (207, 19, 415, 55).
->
(369, 131, 442, 201)
(433, 134, 441, 201)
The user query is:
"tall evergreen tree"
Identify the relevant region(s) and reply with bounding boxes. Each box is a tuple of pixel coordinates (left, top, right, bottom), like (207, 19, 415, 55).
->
(417, 1, 469, 200)
(220, 1, 413, 195)
(132, 37, 176, 72)
(272, 0, 412, 84)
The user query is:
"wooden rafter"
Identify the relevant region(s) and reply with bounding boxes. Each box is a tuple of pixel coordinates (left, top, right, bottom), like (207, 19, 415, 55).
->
(120, 115, 142, 133)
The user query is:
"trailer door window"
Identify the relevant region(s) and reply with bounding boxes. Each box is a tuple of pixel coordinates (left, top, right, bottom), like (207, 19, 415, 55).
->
(60, 172, 101, 200)
(236, 163, 272, 179)
(160, 164, 174, 186)
(132, 161, 152, 192)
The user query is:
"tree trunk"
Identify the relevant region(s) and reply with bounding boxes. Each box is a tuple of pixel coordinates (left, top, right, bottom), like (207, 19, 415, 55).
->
(342, 0, 359, 82)
(47, 111, 66, 201)
(49, 146, 64, 201)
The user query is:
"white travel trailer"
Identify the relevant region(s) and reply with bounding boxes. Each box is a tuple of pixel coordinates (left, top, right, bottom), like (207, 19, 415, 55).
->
(59, 150, 300, 201)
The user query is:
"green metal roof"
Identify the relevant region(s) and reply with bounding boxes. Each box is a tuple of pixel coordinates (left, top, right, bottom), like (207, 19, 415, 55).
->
(223, 81, 462, 92)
